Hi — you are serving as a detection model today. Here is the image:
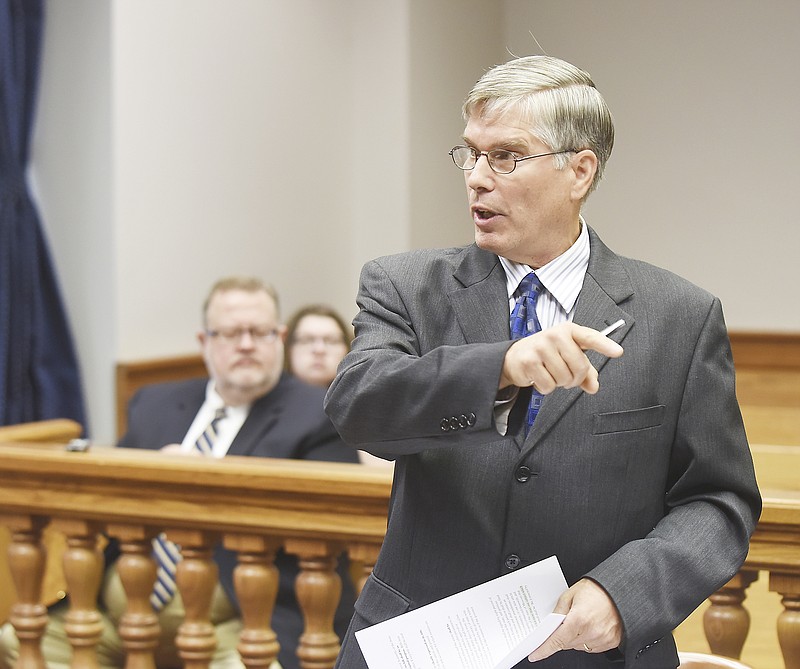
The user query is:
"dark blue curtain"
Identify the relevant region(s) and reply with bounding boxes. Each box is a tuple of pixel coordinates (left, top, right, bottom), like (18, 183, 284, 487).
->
(0, 0, 86, 430)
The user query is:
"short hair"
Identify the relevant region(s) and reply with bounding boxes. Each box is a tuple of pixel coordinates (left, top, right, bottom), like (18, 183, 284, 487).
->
(284, 304, 353, 372)
(463, 55, 614, 195)
(202, 276, 280, 325)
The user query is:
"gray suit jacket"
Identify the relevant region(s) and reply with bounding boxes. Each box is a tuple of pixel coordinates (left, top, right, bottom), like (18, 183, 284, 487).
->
(325, 228, 761, 668)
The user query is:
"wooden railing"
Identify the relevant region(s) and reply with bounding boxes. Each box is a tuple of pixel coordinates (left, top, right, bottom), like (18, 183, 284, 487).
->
(0, 441, 798, 669)
(706, 502, 800, 669)
(713, 444, 800, 669)
(0, 442, 392, 669)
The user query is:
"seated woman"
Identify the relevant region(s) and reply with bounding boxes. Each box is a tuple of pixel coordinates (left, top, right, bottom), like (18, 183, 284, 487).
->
(284, 305, 392, 468)
(284, 304, 352, 389)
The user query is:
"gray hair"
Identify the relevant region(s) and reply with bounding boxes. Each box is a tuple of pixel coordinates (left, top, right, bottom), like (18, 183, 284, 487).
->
(463, 55, 614, 195)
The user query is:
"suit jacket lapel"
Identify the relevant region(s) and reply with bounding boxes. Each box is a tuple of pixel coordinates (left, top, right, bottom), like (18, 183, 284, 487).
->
(167, 380, 207, 446)
(522, 228, 634, 451)
(449, 245, 509, 343)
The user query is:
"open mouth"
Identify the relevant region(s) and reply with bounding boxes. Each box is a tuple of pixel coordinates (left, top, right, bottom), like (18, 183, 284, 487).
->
(472, 206, 500, 224)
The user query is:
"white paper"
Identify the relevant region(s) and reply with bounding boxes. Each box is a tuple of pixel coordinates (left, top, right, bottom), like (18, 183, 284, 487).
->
(356, 555, 568, 669)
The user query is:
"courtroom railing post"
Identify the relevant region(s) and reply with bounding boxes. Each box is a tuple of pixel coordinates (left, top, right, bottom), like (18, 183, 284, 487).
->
(53, 518, 104, 669)
(348, 543, 381, 595)
(172, 529, 219, 669)
(227, 534, 282, 668)
(772, 572, 800, 669)
(287, 539, 342, 669)
(2, 514, 49, 669)
(110, 525, 160, 669)
(703, 569, 757, 659)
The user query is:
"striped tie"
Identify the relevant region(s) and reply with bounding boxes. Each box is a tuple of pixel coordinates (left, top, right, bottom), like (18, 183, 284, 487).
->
(150, 407, 227, 611)
(509, 272, 544, 432)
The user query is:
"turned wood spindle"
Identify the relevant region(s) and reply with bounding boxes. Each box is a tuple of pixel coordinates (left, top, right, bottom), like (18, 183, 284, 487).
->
(289, 540, 342, 669)
(4, 515, 49, 669)
(703, 570, 757, 659)
(227, 535, 281, 668)
(348, 543, 381, 596)
(111, 527, 160, 669)
(172, 530, 218, 669)
(56, 520, 104, 669)
(772, 572, 800, 669)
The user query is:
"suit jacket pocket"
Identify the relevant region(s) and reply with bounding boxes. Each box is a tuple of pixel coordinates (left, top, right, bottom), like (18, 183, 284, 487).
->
(355, 573, 412, 625)
(592, 405, 666, 435)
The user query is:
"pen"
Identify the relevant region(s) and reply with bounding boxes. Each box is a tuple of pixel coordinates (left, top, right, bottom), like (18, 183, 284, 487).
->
(599, 319, 625, 337)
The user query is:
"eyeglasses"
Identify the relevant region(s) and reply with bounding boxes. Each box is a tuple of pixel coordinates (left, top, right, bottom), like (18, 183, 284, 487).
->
(292, 335, 347, 348)
(448, 145, 577, 175)
(205, 327, 280, 344)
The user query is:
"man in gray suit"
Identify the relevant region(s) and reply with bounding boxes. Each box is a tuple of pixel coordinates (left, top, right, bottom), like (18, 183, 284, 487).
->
(324, 56, 761, 668)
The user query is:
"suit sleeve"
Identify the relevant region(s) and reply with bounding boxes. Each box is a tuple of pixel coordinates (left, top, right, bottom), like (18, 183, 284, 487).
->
(325, 258, 514, 456)
(587, 297, 761, 661)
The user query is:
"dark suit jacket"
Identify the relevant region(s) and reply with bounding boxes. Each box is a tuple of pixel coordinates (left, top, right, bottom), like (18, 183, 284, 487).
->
(325, 228, 761, 669)
(114, 372, 359, 669)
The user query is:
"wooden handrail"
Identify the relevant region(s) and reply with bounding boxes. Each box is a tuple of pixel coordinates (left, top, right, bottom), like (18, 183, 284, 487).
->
(0, 442, 798, 668)
(0, 444, 391, 538)
(0, 419, 82, 443)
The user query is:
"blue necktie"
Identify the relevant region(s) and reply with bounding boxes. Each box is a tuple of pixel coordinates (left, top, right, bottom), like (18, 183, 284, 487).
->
(509, 272, 544, 432)
(150, 407, 226, 611)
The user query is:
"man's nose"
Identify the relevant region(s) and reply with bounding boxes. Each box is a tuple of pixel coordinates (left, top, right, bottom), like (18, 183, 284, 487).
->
(466, 154, 495, 190)
(237, 330, 256, 348)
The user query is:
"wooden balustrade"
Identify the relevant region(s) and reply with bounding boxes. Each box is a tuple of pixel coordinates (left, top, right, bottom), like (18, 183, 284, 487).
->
(0, 441, 798, 668)
(0, 442, 392, 669)
(702, 511, 800, 669)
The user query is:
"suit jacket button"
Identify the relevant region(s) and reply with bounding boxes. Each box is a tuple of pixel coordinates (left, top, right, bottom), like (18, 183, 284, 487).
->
(504, 554, 521, 570)
(458, 414, 469, 428)
(449, 417, 460, 430)
(440, 418, 450, 432)
(467, 412, 476, 426)
(515, 466, 532, 482)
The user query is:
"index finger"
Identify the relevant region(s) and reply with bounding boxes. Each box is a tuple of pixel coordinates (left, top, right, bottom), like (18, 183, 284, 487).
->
(574, 324, 625, 358)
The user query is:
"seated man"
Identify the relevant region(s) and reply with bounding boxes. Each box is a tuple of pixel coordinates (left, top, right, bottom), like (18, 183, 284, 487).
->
(0, 276, 359, 669)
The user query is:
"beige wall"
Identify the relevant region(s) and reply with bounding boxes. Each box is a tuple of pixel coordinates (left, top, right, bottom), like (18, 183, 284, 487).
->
(30, 0, 799, 442)
(503, 0, 800, 332)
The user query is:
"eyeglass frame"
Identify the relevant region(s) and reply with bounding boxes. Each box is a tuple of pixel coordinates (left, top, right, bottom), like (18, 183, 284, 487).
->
(448, 145, 579, 175)
(204, 327, 281, 344)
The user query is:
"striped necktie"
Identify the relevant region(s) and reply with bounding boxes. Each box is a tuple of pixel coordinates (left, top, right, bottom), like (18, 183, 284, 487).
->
(509, 272, 544, 432)
(150, 407, 227, 611)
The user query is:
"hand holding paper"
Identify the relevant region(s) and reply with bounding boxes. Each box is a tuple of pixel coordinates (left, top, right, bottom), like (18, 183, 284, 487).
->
(356, 556, 568, 669)
(527, 578, 623, 662)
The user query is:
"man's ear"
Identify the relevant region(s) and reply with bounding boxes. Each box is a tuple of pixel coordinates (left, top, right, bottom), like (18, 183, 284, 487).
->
(570, 150, 598, 201)
(197, 329, 207, 349)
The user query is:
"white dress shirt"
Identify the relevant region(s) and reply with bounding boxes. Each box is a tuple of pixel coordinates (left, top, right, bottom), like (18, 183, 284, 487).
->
(179, 381, 250, 458)
(499, 216, 590, 324)
(494, 217, 591, 434)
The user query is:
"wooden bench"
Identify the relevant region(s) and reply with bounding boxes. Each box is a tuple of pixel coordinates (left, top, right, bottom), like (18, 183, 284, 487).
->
(115, 354, 206, 438)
